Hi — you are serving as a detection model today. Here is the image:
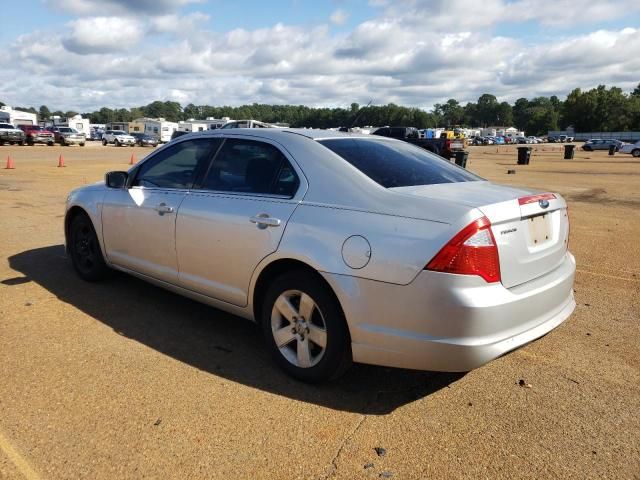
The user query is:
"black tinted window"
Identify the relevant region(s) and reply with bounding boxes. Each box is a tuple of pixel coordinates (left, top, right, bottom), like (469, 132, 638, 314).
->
(132, 138, 221, 189)
(201, 138, 298, 196)
(319, 138, 481, 188)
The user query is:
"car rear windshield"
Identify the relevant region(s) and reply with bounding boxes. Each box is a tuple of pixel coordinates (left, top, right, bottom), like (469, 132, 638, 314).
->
(318, 138, 481, 188)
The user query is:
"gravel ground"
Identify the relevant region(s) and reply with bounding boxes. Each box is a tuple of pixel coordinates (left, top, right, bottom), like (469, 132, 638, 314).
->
(0, 142, 638, 479)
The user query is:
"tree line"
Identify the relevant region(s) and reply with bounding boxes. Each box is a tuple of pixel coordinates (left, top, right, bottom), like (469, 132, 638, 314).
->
(4, 84, 640, 135)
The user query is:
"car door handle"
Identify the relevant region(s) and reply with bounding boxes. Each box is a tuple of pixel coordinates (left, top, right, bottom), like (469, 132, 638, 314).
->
(250, 214, 281, 229)
(155, 203, 175, 215)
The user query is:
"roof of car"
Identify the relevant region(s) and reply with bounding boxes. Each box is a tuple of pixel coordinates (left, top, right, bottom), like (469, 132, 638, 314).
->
(186, 128, 371, 141)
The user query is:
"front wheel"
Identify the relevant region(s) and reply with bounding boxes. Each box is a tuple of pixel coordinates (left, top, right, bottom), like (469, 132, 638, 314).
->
(261, 271, 351, 383)
(79, 143, 85, 147)
(632, 149, 640, 158)
(69, 213, 110, 282)
(115, 139, 120, 147)
(102, 139, 107, 146)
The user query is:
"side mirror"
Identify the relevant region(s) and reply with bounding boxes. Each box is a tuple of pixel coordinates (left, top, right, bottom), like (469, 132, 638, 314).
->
(105, 171, 128, 189)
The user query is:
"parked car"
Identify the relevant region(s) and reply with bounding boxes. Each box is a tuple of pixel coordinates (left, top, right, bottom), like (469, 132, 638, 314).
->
(49, 126, 86, 146)
(515, 136, 529, 144)
(527, 136, 543, 144)
(131, 133, 159, 147)
(493, 136, 505, 145)
(618, 140, 640, 157)
(18, 125, 55, 146)
(220, 120, 276, 129)
(65, 129, 575, 382)
(170, 130, 190, 141)
(90, 128, 105, 141)
(582, 139, 623, 151)
(0, 123, 26, 145)
(102, 130, 136, 147)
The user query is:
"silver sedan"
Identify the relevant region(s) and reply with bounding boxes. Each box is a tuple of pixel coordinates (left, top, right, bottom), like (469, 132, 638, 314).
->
(65, 129, 575, 382)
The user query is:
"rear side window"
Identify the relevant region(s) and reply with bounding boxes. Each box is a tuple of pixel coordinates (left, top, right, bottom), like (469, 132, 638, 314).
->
(200, 138, 298, 197)
(318, 138, 481, 188)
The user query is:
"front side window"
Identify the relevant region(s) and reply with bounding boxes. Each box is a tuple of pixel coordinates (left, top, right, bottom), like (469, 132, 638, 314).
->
(132, 138, 221, 189)
(200, 138, 298, 197)
(319, 138, 482, 188)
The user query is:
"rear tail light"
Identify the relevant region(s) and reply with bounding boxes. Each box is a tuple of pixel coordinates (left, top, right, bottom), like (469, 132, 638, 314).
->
(425, 216, 501, 283)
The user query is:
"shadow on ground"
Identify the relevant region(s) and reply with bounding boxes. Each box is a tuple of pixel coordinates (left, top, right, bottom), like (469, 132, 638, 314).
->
(6, 245, 464, 414)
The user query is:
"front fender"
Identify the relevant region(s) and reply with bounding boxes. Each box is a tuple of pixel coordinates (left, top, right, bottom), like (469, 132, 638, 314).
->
(65, 184, 108, 257)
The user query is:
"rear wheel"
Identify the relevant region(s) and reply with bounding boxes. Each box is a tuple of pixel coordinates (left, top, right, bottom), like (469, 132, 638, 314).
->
(69, 213, 110, 282)
(261, 271, 351, 382)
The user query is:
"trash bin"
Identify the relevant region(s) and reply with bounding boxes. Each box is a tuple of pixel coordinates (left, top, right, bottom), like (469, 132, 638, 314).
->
(454, 150, 468, 168)
(517, 146, 531, 165)
(608, 144, 616, 156)
(563, 144, 575, 159)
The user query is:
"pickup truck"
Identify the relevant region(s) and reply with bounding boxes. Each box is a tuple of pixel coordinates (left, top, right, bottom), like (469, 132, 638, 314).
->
(18, 125, 55, 146)
(102, 130, 136, 147)
(371, 126, 464, 158)
(0, 123, 26, 145)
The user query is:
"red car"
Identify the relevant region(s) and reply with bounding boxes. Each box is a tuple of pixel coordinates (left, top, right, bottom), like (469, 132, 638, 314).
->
(18, 125, 55, 146)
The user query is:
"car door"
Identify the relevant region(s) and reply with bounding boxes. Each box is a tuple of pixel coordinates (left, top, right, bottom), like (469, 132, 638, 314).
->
(175, 136, 307, 306)
(101, 138, 220, 284)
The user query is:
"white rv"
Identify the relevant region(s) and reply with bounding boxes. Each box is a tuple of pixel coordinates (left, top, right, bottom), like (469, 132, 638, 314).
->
(131, 118, 178, 143)
(0, 106, 37, 126)
(50, 115, 90, 136)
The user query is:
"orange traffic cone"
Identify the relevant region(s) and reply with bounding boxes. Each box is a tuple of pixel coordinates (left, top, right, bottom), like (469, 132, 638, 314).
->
(129, 153, 136, 165)
(5, 155, 15, 169)
(57, 154, 65, 168)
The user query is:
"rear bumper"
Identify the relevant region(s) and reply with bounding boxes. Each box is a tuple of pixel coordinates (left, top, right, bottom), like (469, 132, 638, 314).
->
(322, 252, 576, 372)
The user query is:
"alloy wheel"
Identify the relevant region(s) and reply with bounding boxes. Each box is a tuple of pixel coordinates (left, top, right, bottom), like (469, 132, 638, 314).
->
(270, 290, 328, 368)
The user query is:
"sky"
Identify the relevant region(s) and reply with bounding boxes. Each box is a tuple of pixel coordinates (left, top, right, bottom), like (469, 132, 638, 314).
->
(0, 0, 638, 113)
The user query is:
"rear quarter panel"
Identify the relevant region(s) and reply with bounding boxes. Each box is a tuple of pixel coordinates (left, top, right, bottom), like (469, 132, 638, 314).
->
(275, 203, 472, 285)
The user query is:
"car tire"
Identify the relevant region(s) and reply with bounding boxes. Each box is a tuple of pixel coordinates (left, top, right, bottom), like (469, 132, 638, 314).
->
(102, 139, 107, 146)
(80, 143, 85, 147)
(261, 270, 352, 383)
(69, 213, 111, 282)
(115, 139, 120, 147)
(48, 142, 54, 146)
(632, 149, 640, 158)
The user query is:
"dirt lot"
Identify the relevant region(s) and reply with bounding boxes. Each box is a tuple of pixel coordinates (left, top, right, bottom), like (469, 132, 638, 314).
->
(0, 142, 638, 479)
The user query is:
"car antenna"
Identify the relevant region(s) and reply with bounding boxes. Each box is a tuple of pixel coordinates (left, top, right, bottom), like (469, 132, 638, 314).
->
(343, 99, 373, 131)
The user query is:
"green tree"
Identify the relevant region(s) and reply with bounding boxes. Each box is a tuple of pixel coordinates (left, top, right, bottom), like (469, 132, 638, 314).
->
(476, 94, 499, 126)
(39, 105, 51, 120)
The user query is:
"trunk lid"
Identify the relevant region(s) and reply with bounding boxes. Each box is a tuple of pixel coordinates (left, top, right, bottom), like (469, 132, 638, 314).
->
(391, 181, 570, 288)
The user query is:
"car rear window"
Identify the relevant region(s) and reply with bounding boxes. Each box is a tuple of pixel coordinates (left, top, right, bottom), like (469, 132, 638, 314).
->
(318, 138, 481, 188)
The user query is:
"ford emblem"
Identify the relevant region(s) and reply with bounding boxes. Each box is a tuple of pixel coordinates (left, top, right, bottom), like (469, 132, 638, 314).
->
(539, 199, 550, 209)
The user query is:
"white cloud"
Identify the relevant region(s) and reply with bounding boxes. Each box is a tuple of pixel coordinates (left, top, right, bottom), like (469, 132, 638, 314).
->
(2, 1, 639, 113)
(62, 17, 145, 54)
(150, 12, 210, 35)
(43, 0, 203, 17)
(330, 9, 349, 26)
